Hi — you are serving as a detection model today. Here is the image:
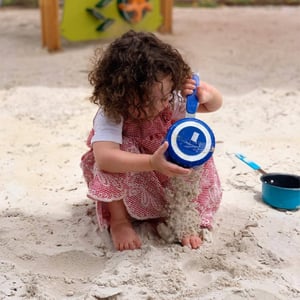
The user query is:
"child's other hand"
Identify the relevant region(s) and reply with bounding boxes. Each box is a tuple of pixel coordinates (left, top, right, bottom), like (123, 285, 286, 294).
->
(182, 78, 222, 113)
(182, 77, 197, 99)
(150, 142, 191, 177)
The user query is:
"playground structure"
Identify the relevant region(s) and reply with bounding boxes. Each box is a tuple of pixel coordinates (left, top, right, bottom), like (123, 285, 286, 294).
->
(39, 0, 174, 52)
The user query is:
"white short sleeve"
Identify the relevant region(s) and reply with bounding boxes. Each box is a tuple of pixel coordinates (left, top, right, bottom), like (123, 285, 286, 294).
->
(91, 109, 123, 144)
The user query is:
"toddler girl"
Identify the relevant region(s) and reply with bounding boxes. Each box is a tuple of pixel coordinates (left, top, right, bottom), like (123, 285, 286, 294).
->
(81, 30, 222, 251)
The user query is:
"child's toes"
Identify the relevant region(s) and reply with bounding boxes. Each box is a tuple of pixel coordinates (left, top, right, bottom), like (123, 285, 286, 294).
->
(181, 235, 202, 249)
(190, 236, 202, 249)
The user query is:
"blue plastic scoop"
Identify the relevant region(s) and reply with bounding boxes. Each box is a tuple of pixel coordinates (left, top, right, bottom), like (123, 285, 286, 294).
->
(164, 73, 215, 168)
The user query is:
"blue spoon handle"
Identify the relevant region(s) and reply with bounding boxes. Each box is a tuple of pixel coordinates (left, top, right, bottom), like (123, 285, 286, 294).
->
(235, 153, 267, 175)
(186, 73, 200, 118)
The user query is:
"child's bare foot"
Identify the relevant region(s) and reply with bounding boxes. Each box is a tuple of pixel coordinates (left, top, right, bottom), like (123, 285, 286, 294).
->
(181, 235, 202, 249)
(110, 218, 142, 251)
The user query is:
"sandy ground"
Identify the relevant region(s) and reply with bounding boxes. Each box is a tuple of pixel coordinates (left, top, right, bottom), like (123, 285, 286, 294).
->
(0, 5, 300, 300)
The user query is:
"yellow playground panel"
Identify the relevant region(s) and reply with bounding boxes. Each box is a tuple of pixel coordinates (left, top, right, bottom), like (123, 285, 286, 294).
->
(39, 0, 174, 52)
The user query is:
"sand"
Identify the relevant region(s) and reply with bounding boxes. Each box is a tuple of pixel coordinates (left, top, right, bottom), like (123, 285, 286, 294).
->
(0, 5, 300, 300)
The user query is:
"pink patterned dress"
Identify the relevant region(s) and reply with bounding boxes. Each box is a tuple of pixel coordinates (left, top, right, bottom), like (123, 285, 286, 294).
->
(81, 107, 222, 230)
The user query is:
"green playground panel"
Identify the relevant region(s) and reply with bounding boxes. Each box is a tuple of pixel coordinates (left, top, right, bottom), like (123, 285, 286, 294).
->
(61, 0, 163, 41)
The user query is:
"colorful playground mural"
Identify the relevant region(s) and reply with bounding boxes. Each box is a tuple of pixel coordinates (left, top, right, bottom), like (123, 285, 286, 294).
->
(61, 0, 162, 41)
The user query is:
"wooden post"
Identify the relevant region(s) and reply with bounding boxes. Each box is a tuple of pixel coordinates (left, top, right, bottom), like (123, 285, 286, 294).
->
(159, 0, 173, 34)
(39, 0, 61, 52)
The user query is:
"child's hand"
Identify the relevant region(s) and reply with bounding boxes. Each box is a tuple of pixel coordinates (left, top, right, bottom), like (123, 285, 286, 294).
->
(150, 142, 191, 177)
(182, 78, 222, 113)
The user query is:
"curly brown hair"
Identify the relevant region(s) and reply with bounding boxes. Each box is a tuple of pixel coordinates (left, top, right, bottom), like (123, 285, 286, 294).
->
(88, 30, 191, 123)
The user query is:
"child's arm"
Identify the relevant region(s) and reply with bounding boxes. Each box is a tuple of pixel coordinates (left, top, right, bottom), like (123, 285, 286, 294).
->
(93, 140, 191, 177)
(182, 79, 223, 113)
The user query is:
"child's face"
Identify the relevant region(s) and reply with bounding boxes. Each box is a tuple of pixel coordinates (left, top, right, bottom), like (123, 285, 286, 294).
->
(145, 75, 173, 119)
(129, 75, 173, 120)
